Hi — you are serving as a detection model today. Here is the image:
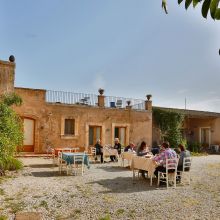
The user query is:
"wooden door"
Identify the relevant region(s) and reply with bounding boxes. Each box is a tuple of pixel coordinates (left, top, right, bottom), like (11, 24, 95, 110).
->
(23, 118, 35, 152)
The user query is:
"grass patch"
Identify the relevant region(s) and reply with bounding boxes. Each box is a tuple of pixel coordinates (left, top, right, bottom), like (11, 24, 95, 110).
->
(70, 194, 76, 198)
(5, 201, 25, 213)
(0, 215, 8, 220)
(191, 152, 208, 156)
(33, 195, 42, 199)
(182, 197, 200, 207)
(128, 209, 136, 218)
(75, 184, 93, 198)
(63, 188, 70, 193)
(0, 188, 5, 196)
(102, 195, 116, 204)
(39, 200, 48, 210)
(115, 208, 125, 216)
(55, 208, 82, 220)
(99, 214, 111, 220)
(4, 197, 14, 202)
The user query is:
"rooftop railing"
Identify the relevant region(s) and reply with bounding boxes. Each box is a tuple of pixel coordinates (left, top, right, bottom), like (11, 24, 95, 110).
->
(46, 90, 145, 110)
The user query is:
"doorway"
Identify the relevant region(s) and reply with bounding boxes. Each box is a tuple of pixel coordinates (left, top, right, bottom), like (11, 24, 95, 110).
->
(89, 126, 102, 146)
(23, 118, 35, 152)
(200, 127, 211, 147)
(114, 127, 126, 146)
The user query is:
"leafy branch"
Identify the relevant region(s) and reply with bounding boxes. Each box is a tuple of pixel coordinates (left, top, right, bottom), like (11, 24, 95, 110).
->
(162, 0, 220, 20)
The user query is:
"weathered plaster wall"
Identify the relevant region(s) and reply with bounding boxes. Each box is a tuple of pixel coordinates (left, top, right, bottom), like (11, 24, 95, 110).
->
(14, 88, 152, 153)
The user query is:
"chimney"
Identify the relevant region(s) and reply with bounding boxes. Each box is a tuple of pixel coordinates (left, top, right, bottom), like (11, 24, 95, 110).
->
(0, 55, 15, 95)
(145, 94, 152, 111)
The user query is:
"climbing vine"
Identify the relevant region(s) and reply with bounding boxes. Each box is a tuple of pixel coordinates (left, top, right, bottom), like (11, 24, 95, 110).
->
(153, 108, 184, 148)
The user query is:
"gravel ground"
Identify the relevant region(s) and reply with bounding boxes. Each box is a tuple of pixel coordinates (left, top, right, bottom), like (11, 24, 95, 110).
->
(0, 155, 220, 220)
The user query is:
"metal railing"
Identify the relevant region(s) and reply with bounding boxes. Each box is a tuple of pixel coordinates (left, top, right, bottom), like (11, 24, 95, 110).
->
(105, 96, 144, 108)
(46, 90, 98, 106)
(46, 90, 145, 110)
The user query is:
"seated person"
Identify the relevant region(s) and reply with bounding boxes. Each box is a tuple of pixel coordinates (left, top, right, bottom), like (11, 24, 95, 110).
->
(124, 142, 136, 152)
(136, 141, 149, 157)
(153, 142, 177, 179)
(177, 144, 191, 171)
(136, 141, 149, 178)
(151, 145, 160, 155)
(94, 139, 103, 163)
(110, 138, 121, 162)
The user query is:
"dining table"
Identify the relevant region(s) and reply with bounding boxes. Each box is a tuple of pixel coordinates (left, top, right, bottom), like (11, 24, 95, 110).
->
(61, 152, 90, 168)
(121, 151, 136, 167)
(103, 147, 119, 159)
(131, 155, 157, 186)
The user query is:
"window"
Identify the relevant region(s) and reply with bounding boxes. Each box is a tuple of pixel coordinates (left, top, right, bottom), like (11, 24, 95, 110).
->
(64, 119, 75, 135)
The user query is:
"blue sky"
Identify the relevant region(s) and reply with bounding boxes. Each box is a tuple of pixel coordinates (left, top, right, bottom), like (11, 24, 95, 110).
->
(1, 0, 220, 112)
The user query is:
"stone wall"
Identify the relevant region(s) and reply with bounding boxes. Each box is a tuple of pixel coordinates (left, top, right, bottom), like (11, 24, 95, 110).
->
(0, 60, 15, 94)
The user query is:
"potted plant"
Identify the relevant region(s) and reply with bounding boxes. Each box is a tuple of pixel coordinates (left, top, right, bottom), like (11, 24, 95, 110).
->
(146, 94, 152, 101)
(126, 100, 131, 106)
(98, 88, 104, 95)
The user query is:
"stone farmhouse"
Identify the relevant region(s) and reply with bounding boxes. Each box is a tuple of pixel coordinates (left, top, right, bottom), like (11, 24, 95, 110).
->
(1, 57, 220, 153)
(0, 57, 152, 153)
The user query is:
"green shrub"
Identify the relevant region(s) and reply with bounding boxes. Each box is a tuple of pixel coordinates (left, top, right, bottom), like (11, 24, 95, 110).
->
(187, 142, 202, 153)
(0, 215, 8, 220)
(0, 93, 23, 173)
(0, 157, 23, 171)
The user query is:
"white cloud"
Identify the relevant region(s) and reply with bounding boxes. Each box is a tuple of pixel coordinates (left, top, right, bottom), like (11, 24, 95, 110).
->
(177, 89, 188, 94)
(208, 91, 217, 95)
(189, 98, 220, 113)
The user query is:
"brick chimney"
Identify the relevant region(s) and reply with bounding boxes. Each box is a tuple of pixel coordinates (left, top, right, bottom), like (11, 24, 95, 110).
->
(98, 88, 105, 107)
(0, 55, 15, 95)
(145, 94, 152, 111)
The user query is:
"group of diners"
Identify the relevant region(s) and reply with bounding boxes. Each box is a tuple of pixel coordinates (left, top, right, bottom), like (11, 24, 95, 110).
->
(94, 138, 191, 183)
(94, 138, 121, 163)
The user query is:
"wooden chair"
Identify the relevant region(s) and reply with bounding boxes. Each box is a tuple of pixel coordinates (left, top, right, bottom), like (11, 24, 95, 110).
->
(89, 147, 101, 163)
(73, 153, 85, 176)
(58, 152, 68, 174)
(157, 158, 179, 189)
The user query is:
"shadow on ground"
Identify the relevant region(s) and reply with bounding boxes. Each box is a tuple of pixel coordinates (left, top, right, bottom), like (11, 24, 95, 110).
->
(95, 166, 131, 172)
(28, 164, 56, 168)
(87, 176, 160, 193)
(31, 171, 66, 177)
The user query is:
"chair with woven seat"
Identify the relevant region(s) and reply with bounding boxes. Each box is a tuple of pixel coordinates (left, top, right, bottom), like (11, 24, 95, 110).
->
(177, 157, 192, 185)
(157, 158, 179, 188)
(89, 147, 101, 163)
(58, 152, 68, 174)
(73, 153, 85, 176)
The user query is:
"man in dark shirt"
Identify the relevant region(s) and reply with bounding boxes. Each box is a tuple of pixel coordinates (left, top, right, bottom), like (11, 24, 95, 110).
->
(124, 142, 136, 152)
(110, 138, 121, 162)
(94, 139, 103, 163)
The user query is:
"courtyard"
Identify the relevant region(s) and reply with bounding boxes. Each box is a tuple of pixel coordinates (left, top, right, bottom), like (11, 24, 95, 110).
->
(0, 155, 219, 220)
